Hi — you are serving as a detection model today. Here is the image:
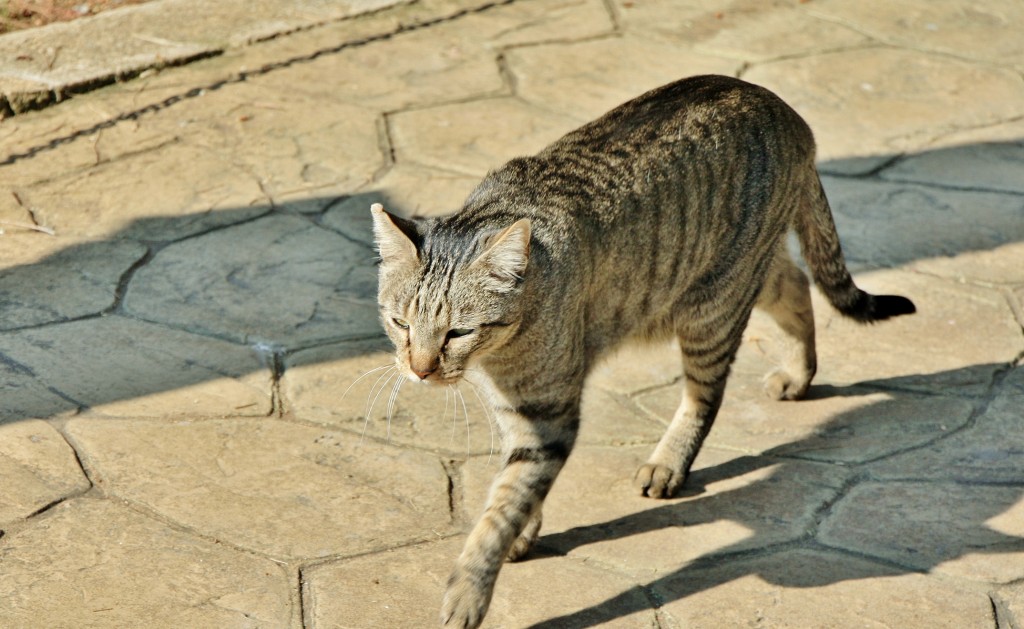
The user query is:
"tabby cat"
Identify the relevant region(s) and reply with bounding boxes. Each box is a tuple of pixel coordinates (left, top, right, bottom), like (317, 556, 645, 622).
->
(370, 74, 915, 628)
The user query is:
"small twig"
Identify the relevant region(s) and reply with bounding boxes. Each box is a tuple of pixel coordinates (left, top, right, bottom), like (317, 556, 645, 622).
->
(45, 45, 61, 71)
(8, 191, 53, 234)
(0, 220, 56, 235)
(131, 34, 187, 47)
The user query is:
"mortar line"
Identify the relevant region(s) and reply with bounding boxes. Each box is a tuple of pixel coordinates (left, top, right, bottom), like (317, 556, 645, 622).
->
(296, 564, 310, 629)
(804, 11, 1024, 77)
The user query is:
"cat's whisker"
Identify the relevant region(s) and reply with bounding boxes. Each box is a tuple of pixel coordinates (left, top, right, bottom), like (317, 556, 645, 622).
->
(460, 377, 497, 463)
(363, 366, 397, 419)
(455, 386, 471, 455)
(362, 368, 395, 438)
(340, 363, 393, 406)
(385, 373, 405, 444)
(442, 386, 451, 445)
(361, 368, 399, 445)
(450, 385, 462, 448)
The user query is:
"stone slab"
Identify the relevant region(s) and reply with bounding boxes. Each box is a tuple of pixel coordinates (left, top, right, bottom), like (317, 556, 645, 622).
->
(612, 0, 722, 45)
(124, 213, 380, 348)
(65, 418, 453, 560)
(1, 316, 272, 418)
(305, 536, 659, 628)
(693, 7, 870, 62)
(507, 35, 739, 124)
(871, 377, 1024, 483)
(322, 165, 480, 224)
(248, 0, 614, 114)
(389, 96, 580, 177)
(20, 141, 270, 241)
(653, 548, 995, 629)
(911, 242, 1024, 287)
(248, 7, 514, 114)
(0, 420, 89, 524)
(809, 0, 1024, 71)
(0, 105, 185, 190)
(819, 481, 1024, 583)
(462, 446, 850, 578)
(170, 85, 384, 206)
(0, 498, 295, 628)
(744, 47, 1024, 173)
(0, 235, 147, 330)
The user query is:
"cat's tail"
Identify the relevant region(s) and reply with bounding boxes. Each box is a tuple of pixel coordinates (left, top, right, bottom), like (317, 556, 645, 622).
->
(794, 172, 916, 323)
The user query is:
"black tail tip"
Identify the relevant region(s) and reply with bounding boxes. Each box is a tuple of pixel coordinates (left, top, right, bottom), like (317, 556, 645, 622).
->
(840, 292, 916, 323)
(874, 294, 916, 319)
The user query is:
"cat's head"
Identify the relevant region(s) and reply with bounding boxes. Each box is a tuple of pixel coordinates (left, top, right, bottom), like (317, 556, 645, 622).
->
(371, 203, 530, 384)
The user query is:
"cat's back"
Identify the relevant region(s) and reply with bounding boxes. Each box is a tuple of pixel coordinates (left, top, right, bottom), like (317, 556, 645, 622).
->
(551, 74, 814, 204)
(456, 75, 812, 232)
(565, 74, 807, 148)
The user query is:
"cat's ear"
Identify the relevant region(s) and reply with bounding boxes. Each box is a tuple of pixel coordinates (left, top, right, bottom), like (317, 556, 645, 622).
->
(471, 219, 531, 292)
(371, 203, 419, 267)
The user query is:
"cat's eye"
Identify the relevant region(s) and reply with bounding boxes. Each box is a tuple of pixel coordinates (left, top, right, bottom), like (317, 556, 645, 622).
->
(446, 328, 474, 339)
(392, 318, 410, 330)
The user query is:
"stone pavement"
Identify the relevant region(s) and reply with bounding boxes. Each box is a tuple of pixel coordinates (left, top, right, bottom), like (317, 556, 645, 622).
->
(1, 0, 1023, 626)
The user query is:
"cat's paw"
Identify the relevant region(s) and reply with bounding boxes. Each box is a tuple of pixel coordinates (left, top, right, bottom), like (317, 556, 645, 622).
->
(507, 510, 542, 562)
(635, 463, 684, 498)
(763, 368, 810, 401)
(441, 569, 492, 629)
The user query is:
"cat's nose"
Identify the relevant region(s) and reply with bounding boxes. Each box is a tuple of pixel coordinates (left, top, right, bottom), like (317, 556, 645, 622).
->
(412, 366, 436, 380)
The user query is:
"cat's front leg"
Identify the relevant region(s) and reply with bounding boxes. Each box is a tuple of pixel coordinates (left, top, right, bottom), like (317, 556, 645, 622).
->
(441, 400, 578, 628)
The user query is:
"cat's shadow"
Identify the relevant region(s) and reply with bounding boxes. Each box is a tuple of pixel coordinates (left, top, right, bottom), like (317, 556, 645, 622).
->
(520, 364, 1023, 628)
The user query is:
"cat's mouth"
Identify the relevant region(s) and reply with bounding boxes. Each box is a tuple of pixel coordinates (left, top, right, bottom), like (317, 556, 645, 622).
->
(404, 369, 462, 386)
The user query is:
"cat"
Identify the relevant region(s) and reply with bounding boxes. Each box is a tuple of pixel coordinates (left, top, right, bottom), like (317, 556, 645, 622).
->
(369, 74, 915, 628)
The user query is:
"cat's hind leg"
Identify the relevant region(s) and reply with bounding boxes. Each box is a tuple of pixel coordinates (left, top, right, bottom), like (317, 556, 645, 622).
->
(756, 244, 817, 401)
(635, 315, 747, 498)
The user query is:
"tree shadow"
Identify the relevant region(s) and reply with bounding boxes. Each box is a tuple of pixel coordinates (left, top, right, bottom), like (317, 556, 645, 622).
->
(524, 362, 1024, 627)
(0, 190, 403, 424)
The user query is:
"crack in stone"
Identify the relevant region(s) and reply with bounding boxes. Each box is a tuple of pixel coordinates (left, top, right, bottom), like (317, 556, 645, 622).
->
(267, 347, 288, 418)
(598, 0, 622, 33)
(105, 245, 155, 315)
(808, 470, 868, 535)
(821, 152, 906, 179)
(805, 9, 1024, 75)
(0, 49, 224, 119)
(440, 458, 468, 526)
(805, 538, 930, 576)
(374, 114, 397, 183)
(989, 593, 1004, 629)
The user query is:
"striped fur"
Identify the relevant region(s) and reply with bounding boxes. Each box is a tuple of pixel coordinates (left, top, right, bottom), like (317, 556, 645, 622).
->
(371, 75, 914, 629)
